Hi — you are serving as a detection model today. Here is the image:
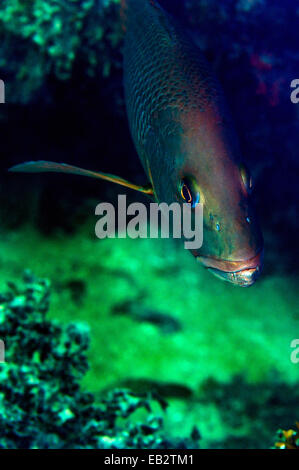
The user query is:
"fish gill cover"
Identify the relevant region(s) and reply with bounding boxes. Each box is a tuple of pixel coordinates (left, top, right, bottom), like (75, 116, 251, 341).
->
(0, 0, 298, 450)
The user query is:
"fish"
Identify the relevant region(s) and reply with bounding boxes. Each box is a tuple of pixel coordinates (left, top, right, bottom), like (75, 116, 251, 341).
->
(112, 299, 182, 334)
(9, 0, 263, 287)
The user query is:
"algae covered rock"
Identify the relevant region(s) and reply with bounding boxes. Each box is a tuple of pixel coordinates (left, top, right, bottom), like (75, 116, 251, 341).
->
(275, 423, 299, 449)
(0, 0, 123, 103)
(0, 270, 199, 449)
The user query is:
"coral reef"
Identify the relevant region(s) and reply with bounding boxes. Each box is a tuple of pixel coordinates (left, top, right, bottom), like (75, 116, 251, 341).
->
(198, 375, 299, 449)
(0, 0, 123, 103)
(0, 0, 298, 450)
(0, 271, 199, 449)
(275, 423, 299, 449)
(0, 232, 298, 449)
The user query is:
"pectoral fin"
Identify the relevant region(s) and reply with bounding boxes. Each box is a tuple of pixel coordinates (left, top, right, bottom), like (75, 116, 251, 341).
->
(9, 160, 154, 196)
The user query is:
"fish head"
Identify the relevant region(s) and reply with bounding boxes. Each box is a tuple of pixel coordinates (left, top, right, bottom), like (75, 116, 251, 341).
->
(183, 110, 263, 286)
(151, 108, 264, 287)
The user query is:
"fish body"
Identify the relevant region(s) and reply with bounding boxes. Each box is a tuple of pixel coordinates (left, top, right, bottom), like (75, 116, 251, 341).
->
(9, 0, 263, 286)
(122, 0, 263, 285)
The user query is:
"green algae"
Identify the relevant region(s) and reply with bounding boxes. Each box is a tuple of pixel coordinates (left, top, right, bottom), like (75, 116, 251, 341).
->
(0, 0, 123, 102)
(0, 0, 297, 450)
(0, 220, 298, 447)
(0, 270, 199, 449)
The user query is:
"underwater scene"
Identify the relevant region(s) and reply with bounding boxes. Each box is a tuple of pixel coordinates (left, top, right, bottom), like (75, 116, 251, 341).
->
(0, 0, 298, 450)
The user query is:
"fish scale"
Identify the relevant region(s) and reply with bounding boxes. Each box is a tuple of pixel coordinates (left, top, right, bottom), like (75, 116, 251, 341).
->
(123, 0, 222, 166)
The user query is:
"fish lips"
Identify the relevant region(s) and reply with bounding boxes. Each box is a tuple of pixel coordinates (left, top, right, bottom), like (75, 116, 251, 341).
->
(197, 250, 264, 287)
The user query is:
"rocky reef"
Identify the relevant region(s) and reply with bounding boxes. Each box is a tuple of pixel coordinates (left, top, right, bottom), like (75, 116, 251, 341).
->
(0, 0, 298, 450)
(0, 271, 199, 449)
(275, 422, 299, 449)
(0, 0, 123, 103)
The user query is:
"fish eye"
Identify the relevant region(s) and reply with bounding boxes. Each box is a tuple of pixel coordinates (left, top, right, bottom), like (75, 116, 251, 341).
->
(180, 178, 200, 208)
(240, 164, 253, 193)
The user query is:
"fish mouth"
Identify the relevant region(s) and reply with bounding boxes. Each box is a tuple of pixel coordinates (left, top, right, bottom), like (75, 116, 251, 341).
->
(197, 250, 263, 287)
